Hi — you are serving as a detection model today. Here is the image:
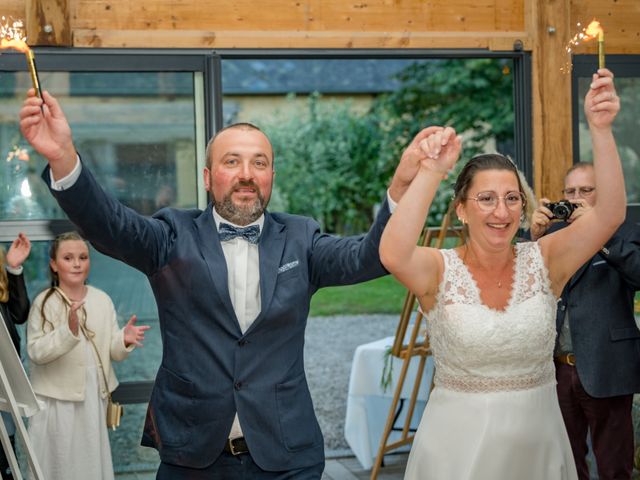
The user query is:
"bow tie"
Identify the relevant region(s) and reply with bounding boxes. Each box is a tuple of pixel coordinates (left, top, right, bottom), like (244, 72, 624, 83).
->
(218, 223, 261, 244)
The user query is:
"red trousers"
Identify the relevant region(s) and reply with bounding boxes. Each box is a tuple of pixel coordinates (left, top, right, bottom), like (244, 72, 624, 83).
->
(555, 361, 634, 480)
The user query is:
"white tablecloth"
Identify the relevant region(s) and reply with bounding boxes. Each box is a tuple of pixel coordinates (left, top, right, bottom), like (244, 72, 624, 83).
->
(344, 335, 434, 469)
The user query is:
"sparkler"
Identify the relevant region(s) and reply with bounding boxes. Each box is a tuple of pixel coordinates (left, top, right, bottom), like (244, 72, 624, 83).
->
(563, 20, 605, 73)
(1, 16, 43, 101)
(598, 29, 605, 69)
(584, 20, 605, 69)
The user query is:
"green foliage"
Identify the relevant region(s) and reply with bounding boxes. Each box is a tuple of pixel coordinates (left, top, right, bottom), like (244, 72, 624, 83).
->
(264, 58, 516, 233)
(373, 58, 515, 226)
(264, 94, 384, 235)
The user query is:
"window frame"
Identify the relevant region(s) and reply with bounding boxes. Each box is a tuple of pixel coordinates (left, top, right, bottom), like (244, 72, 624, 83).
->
(0, 48, 219, 242)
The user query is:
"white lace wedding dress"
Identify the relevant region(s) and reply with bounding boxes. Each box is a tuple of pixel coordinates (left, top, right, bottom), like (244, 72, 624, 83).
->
(405, 242, 577, 480)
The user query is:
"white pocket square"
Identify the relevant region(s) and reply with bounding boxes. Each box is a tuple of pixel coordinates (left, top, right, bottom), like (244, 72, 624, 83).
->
(278, 260, 299, 274)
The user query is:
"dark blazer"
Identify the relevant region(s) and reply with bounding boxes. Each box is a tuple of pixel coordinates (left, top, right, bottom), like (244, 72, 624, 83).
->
(551, 220, 640, 398)
(45, 163, 391, 470)
(0, 271, 30, 355)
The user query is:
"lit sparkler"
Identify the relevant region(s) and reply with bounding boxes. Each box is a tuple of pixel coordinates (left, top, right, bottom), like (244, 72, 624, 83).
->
(563, 20, 605, 73)
(1, 16, 43, 100)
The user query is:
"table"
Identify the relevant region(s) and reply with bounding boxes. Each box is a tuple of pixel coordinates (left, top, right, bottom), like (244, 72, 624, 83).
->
(344, 336, 434, 470)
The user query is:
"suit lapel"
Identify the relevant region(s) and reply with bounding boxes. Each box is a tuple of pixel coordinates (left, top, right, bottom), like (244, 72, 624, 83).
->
(194, 205, 238, 323)
(247, 213, 286, 334)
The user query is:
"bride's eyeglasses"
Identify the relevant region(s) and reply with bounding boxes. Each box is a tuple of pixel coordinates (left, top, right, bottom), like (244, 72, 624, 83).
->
(466, 191, 525, 212)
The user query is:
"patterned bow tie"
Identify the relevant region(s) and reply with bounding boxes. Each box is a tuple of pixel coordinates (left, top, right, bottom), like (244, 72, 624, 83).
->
(218, 223, 261, 244)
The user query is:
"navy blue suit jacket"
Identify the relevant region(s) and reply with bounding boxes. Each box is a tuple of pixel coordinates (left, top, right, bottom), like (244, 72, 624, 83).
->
(45, 163, 391, 470)
(550, 220, 640, 397)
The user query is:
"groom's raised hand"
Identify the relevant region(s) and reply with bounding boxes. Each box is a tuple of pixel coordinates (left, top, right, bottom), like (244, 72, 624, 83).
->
(19, 89, 78, 180)
(388, 126, 447, 203)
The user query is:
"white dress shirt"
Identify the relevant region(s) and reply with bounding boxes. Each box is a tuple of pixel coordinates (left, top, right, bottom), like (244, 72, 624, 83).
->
(212, 208, 264, 440)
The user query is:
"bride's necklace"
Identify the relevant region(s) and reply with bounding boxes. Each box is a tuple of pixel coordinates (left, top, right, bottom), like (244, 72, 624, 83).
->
(462, 245, 515, 289)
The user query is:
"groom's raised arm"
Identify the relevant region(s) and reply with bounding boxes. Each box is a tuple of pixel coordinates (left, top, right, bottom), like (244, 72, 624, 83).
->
(20, 89, 172, 275)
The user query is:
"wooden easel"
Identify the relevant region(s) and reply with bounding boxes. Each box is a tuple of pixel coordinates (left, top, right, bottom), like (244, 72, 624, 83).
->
(370, 207, 464, 480)
(0, 310, 44, 480)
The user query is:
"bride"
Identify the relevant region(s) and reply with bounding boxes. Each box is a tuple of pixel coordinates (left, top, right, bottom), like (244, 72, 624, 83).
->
(380, 68, 623, 479)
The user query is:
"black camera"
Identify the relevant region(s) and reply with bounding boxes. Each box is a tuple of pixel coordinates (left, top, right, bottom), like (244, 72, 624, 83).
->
(546, 200, 577, 221)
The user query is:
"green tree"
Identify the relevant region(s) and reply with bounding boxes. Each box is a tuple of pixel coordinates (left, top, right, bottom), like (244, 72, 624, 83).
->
(263, 58, 515, 233)
(374, 58, 515, 226)
(264, 93, 384, 235)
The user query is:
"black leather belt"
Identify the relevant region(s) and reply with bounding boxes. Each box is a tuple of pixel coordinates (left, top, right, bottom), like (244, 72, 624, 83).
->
(224, 437, 249, 455)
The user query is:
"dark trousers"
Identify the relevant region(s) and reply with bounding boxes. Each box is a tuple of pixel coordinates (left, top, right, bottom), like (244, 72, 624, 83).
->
(157, 452, 324, 480)
(0, 436, 15, 480)
(555, 362, 634, 480)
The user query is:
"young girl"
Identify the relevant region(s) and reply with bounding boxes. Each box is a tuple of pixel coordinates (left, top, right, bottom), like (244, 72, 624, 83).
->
(0, 233, 31, 480)
(26, 232, 149, 480)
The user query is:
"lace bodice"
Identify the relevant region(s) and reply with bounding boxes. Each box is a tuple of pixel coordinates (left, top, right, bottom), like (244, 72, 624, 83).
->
(426, 242, 558, 393)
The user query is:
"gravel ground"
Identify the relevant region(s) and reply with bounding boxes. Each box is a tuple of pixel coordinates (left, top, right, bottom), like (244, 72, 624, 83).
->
(304, 314, 399, 452)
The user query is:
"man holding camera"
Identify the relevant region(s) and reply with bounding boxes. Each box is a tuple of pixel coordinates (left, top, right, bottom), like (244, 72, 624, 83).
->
(530, 161, 640, 480)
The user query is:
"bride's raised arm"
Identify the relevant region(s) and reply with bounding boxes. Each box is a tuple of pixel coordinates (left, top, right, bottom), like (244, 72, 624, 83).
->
(380, 126, 462, 305)
(539, 68, 626, 296)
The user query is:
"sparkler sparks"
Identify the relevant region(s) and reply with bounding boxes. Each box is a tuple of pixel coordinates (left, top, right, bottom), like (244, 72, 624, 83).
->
(0, 16, 28, 52)
(1, 16, 43, 100)
(562, 20, 605, 73)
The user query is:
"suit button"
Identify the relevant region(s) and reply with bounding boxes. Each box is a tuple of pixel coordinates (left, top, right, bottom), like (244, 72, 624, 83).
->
(234, 382, 242, 390)
(238, 339, 247, 347)
(560, 305, 566, 311)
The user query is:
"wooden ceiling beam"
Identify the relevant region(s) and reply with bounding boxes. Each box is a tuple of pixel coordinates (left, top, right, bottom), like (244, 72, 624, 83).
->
(71, 29, 532, 50)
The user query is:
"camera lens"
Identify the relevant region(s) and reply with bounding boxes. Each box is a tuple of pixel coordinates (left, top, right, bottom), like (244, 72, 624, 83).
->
(552, 203, 572, 220)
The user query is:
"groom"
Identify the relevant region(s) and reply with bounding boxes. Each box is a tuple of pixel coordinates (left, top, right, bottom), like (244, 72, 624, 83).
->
(19, 89, 437, 478)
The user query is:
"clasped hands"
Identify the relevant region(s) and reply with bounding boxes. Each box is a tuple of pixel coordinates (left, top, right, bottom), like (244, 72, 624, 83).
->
(416, 126, 463, 177)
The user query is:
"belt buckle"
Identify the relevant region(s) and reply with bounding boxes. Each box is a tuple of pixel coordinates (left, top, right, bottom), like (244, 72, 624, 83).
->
(566, 353, 576, 366)
(229, 438, 242, 456)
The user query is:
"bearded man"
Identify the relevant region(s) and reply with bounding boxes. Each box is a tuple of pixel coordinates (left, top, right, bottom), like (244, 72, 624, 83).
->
(19, 90, 439, 479)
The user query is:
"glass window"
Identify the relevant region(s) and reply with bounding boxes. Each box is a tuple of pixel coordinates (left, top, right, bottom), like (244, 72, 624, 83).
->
(0, 52, 211, 473)
(221, 56, 519, 231)
(573, 55, 640, 219)
(1, 71, 200, 220)
(576, 75, 640, 204)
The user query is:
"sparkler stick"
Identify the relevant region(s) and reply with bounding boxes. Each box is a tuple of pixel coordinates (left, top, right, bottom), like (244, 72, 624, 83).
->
(25, 48, 43, 99)
(598, 29, 605, 69)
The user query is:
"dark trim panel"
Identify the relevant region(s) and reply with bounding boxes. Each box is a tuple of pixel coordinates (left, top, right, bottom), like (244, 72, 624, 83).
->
(0, 220, 76, 242)
(0, 48, 213, 71)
